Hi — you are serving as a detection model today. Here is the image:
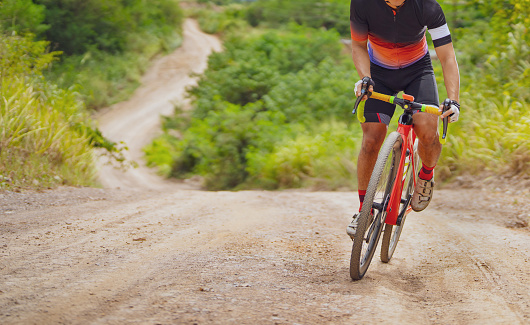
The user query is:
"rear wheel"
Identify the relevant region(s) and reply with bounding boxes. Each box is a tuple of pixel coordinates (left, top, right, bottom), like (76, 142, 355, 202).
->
(350, 132, 402, 280)
(380, 139, 419, 263)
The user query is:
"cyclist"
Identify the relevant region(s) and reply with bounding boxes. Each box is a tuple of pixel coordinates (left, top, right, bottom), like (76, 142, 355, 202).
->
(347, 0, 460, 237)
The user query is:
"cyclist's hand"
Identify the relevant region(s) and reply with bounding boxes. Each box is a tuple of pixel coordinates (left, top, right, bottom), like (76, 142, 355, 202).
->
(355, 77, 375, 101)
(440, 100, 460, 123)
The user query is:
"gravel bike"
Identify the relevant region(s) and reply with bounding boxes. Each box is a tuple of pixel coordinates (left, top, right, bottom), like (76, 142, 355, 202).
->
(349, 78, 451, 280)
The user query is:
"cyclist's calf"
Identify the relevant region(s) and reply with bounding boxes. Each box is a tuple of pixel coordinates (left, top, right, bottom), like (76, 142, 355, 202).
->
(412, 113, 441, 166)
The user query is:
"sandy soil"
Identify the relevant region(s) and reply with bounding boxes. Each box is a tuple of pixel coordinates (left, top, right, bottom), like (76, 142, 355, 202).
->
(1, 19, 529, 325)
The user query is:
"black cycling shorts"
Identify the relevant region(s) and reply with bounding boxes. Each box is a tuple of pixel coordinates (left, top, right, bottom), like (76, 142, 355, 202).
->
(363, 54, 439, 125)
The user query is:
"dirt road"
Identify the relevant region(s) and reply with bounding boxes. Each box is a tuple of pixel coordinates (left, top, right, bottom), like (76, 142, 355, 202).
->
(1, 20, 529, 324)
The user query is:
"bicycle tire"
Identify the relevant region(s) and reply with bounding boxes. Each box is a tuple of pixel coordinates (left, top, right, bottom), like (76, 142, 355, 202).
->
(350, 132, 402, 280)
(380, 139, 419, 263)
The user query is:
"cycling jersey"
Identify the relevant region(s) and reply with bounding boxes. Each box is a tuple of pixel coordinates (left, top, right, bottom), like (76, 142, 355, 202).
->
(350, 0, 452, 69)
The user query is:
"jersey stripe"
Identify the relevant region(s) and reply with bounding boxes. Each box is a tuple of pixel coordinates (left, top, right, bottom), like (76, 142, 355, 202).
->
(428, 23, 450, 40)
(368, 35, 428, 69)
(432, 35, 452, 47)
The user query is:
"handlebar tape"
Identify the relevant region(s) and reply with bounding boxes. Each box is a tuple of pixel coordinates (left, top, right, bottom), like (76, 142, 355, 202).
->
(370, 92, 394, 103)
(421, 104, 442, 116)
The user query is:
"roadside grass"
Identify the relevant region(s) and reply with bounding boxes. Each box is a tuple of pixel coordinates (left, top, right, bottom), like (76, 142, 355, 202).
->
(247, 120, 362, 190)
(438, 95, 530, 180)
(1, 76, 96, 189)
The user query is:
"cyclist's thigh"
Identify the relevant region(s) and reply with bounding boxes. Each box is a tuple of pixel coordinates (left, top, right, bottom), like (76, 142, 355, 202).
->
(405, 70, 439, 107)
(364, 74, 397, 126)
(406, 69, 440, 134)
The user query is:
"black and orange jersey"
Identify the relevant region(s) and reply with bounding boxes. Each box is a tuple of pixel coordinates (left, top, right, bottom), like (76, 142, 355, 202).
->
(350, 0, 452, 69)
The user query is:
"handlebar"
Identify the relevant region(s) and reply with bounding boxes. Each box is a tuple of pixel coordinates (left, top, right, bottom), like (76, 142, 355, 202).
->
(353, 90, 451, 143)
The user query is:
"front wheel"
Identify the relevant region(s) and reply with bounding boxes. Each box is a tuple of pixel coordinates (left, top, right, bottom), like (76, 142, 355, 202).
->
(350, 132, 402, 280)
(380, 139, 419, 263)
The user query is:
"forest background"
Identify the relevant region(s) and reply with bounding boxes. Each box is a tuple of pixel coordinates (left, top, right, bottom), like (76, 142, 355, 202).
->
(0, 0, 528, 190)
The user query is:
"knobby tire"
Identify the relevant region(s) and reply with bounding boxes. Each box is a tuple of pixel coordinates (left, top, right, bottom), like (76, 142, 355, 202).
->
(350, 132, 402, 280)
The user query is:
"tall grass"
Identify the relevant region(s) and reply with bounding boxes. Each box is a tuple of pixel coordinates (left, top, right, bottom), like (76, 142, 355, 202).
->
(0, 34, 96, 189)
(438, 95, 530, 179)
(437, 22, 530, 180)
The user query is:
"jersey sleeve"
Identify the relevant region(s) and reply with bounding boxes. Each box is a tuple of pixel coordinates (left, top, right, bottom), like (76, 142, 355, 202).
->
(424, 0, 452, 47)
(350, 0, 368, 42)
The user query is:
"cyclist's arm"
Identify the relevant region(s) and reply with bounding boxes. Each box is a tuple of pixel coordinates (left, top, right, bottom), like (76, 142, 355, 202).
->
(434, 42, 460, 102)
(350, 0, 370, 80)
(351, 39, 371, 79)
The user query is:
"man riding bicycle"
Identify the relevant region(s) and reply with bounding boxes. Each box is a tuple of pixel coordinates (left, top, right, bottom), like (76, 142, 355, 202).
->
(347, 0, 460, 237)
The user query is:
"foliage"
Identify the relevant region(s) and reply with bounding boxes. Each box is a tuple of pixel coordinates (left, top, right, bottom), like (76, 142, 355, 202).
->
(435, 0, 530, 178)
(190, 0, 350, 36)
(3, 0, 186, 109)
(438, 95, 530, 178)
(0, 34, 97, 189)
(245, 0, 350, 36)
(248, 121, 361, 189)
(145, 26, 360, 190)
(189, 25, 344, 110)
(33, 0, 183, 55)
(44, 35, 173, 109)
(196, 0, 253, 4)
(188, 3, 250, 35)
(0, 0, 48, 35)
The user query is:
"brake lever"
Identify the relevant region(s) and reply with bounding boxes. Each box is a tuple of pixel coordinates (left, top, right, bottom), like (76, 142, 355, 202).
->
(441, 98, 451, 143)
(352, 77, 373, 115)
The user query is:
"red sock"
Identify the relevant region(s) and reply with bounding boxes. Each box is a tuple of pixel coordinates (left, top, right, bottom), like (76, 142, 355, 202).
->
(358, 190, 366, 212)
(418, 163, 435, 181)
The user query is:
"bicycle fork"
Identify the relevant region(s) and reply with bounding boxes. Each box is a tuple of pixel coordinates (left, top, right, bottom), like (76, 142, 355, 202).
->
(385, 122, 416, 225)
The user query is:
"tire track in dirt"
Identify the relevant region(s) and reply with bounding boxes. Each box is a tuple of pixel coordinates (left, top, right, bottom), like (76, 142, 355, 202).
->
(1, 188, 529, 324)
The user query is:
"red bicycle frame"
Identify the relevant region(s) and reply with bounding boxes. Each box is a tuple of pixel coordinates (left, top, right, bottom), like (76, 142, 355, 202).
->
(384, 121, 417, 225)
(365, 91, 446, 226)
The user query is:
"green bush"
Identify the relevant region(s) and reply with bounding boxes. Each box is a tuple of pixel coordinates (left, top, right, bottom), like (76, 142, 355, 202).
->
(145, 26, 360, 190)
(246, 0, 350, 36)
(0, 0, 48, 35)
(190, 4, 250, 35)
(33, 0, 183, 55)
(144, 0, 530, 191)
(29, 0, 184, 109)
(248, 121, 361, 189)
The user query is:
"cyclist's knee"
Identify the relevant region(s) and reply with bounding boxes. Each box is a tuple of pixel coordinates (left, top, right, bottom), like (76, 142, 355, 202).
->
(414, 115, 440, 146)
(416, 127, 440, 147)
(361, 126, 386, 155)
